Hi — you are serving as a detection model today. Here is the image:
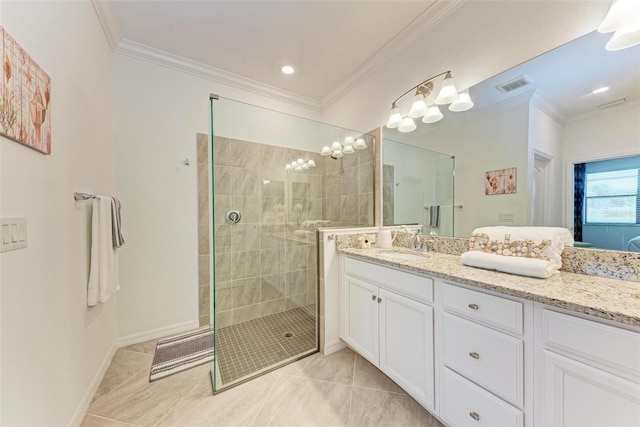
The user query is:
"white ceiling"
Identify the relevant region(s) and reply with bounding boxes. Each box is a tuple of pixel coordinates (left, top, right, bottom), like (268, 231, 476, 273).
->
(104, 0, 630, 121)
(469, 30, 640, 120)
(111, 0, 437, 101)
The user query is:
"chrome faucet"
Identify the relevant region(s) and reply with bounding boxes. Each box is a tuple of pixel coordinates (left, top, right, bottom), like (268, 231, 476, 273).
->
(412, 234, 433, 252)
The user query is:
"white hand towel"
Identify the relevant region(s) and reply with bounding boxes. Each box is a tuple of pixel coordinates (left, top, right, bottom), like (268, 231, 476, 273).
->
(88, 196, 120, 306)
(461, 251, 557, 279)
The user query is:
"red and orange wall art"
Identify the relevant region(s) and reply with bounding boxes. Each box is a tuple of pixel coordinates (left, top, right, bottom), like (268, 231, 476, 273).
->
(1, 26, 51, 154)
(485, 167, 517, 195)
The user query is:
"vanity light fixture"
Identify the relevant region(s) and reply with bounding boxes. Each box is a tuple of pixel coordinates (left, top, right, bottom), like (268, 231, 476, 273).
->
(385, 71, 473, 133)
(598, 0, 640, 51)
(592, 86, 610, 94)
(284, 158, 316, 172)
(319, 135, 367, 159)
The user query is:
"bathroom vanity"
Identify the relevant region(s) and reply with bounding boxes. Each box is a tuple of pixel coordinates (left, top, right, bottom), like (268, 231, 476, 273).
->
(337, 247, 640, 427)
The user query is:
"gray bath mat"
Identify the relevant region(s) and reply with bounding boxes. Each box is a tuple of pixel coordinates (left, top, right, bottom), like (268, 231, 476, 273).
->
(149, 327, 213, 382)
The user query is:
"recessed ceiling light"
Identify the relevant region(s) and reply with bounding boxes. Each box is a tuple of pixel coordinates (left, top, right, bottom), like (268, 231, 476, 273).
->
(281, 65, 295, 75)
(592, 86, 610, 94)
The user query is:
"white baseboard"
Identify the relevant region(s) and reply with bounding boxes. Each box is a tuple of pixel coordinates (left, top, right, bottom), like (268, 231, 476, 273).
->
(69, 319, 200, 426)
(323, 339, 346, 356)
(68, 341, 117, 427)
(116, 319, 200, 348)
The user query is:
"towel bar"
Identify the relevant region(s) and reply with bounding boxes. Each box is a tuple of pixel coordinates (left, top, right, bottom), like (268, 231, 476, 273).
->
(74, 192, 96, 201)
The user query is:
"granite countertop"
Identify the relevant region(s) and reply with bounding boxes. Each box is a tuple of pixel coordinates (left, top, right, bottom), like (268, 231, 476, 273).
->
(340, 246, 640, 328)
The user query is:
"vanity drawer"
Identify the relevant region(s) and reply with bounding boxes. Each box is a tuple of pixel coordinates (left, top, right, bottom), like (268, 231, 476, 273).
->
(345, 257, 433, 304)
(443, 313, 524, 407)
(542, 310, 640, 376)
(441, 367, 523, 427)
(442, 282, 523, 334)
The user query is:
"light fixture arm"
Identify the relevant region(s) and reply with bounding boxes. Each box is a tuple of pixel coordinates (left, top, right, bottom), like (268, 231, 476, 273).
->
(389, 70, 451, 107)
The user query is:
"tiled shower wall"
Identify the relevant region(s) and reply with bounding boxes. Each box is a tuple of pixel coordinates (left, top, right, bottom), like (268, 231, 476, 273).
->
(323, 141, 375, 225)
(197, 134, 375, 329)
(197, 133, 211, 327)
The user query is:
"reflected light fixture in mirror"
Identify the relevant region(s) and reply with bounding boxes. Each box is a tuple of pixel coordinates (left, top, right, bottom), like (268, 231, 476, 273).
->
(320, 136, 367, 159)
(386, 71, 473, 133)
(284, 158, 316, 172)
(598, 0, 640, 51)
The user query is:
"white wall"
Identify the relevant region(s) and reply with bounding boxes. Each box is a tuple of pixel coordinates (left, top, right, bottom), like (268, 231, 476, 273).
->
(562, 101, 640, 228)
(528, 98, 565, 226)
(113, 54, 322, 338)
(386, 97, 531, 237)
(563, 101, 640, 163)
(0, 1, 117, 425)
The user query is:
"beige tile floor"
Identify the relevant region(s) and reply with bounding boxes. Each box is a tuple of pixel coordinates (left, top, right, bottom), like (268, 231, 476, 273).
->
(82, 339, 444, 426)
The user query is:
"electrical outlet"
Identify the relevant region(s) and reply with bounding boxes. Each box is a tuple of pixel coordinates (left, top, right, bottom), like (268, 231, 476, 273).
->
(498, 212, 515, 223)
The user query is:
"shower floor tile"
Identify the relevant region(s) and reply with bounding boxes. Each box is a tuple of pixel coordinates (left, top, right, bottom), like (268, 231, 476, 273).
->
(215, 305, 317, 385)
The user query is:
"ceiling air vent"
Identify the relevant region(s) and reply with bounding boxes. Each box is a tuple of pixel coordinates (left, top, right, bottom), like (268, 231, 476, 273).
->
(496, 75, 533, 93)
(597, 98, 627, 109)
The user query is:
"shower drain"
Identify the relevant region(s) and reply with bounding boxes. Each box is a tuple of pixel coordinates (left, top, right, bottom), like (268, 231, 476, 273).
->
(283, 332, 294, 338)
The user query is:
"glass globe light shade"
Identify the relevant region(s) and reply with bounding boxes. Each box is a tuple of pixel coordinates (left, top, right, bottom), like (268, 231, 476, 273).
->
(398, 117, 417, 133)
(422, 105, 443, 123)
(408, 93, 428, 118)
(435, 73, 459, 105)
(449, 90, 474, 112)
(386, 106, 402, 128)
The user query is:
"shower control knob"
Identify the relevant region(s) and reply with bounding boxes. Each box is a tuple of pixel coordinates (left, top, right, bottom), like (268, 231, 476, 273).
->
(225, 209, 242, 224)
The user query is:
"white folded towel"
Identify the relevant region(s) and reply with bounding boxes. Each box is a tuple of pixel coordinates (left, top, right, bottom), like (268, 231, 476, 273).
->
(87, 196, 120, 306)
(461, 251, 557, 279)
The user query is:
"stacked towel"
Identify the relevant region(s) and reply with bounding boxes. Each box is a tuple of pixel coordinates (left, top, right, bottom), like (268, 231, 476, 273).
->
(88, 196, 122, 306)
(461, 226, 574, 279)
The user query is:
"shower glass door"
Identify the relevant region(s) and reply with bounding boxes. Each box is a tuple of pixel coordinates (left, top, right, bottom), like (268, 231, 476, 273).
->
(208, 97, 375, 391)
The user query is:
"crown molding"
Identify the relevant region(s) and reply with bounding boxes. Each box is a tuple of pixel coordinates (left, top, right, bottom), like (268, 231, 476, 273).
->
(530, 91, 568, 126)
(114, 39, 322, 112)
(93, 0, 464, 113)
(91, 0, 123, 50)
(320, 0, 467, 109)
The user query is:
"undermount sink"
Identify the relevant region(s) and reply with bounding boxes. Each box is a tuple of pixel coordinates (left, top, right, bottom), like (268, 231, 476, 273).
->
(380, 252, 425, 261)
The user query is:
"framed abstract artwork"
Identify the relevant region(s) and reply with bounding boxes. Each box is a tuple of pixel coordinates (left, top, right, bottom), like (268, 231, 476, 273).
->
(1, 26, 51, 154)
(485, 167, 517, 195)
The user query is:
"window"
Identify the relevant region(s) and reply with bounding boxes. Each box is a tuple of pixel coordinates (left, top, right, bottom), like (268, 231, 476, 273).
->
(585, 168, 639, 224)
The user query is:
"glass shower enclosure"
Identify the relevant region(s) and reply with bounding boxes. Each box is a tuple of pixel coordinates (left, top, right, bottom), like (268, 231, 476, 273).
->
(208, 97, 375, 391)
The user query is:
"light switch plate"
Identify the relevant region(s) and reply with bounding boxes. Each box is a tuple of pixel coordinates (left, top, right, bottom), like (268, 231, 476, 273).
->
(1, 217, 27, 252)
(498, 212, 515, 223)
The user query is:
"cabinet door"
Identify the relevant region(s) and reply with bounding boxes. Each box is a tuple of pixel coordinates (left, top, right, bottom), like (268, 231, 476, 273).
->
(344, 275, 379, 365)
(543, 350, 640, 427)
(379, 288, 434, 410)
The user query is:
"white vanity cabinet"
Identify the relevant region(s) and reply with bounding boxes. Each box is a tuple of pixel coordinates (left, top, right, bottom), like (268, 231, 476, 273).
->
(536, 308, 640, 427)
(439, 282, 529, 427)
(337, 252, 640, 427)
(341, 257, 435, 410)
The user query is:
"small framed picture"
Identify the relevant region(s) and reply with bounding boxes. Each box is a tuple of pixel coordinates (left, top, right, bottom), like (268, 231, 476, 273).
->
(485, 167, 517, 195)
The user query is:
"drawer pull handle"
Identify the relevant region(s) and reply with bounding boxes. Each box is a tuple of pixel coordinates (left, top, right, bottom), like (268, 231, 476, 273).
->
(468, 303, 479, 310)
(469, 352, 480, 359)
(378, 297, 382, 303)
(372, 295, 376, 301)
(469, 412, 480, 421)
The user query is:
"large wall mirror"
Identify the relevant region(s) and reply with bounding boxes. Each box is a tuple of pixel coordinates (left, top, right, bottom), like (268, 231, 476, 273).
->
(383, 30, 640, 252)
